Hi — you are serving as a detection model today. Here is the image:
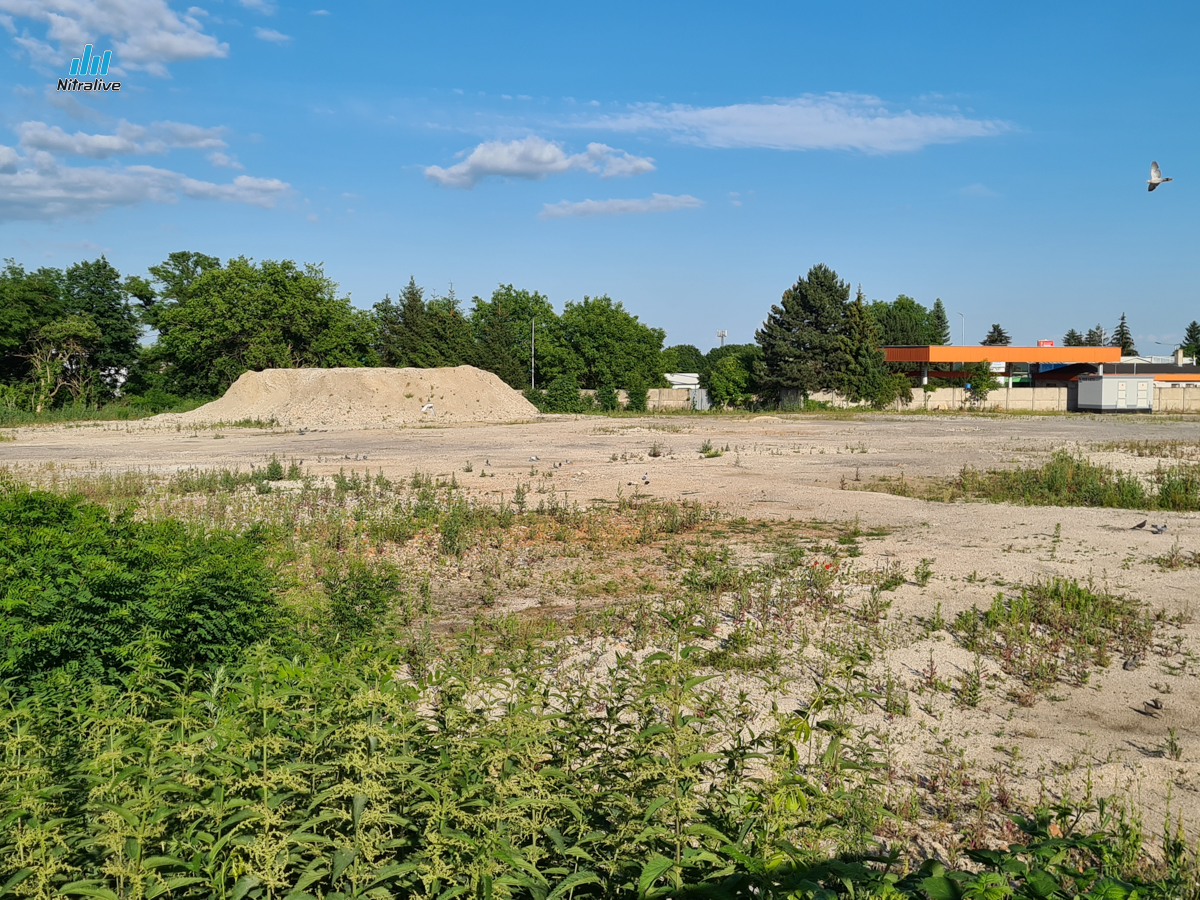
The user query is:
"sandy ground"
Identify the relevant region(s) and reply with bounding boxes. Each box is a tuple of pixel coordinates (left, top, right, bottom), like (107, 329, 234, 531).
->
(4, 410, 1200, 839)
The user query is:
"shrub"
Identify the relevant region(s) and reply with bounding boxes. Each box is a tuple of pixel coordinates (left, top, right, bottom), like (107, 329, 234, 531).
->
(321, 557, 403, 643)
(0, 489, 278, 690)
(625, 373, 649, 412)
(542, 373, 586, 413)
(596, 382, 620, 412)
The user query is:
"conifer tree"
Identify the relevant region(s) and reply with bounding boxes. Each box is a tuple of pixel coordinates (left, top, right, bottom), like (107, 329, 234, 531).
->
(1084, 324, 1107, 347)
(926, 299, 951, 345)
(755, 263, 849, 400)
(838, 287, 888, 403)
(1182, 320, 1200, 360)
(1063, 328, 1084, 347)
(981, 324, 1011, 346)
(1110, 313, 1136, 356)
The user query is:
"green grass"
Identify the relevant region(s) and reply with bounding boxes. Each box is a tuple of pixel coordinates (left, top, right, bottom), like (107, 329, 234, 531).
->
(860, 450, 1200, 511)
(0, 397, 209, 427)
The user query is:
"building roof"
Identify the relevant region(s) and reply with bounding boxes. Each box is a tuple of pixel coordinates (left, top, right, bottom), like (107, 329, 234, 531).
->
(1030, 362, 1200, 383)
(883, 345, 1122, 364)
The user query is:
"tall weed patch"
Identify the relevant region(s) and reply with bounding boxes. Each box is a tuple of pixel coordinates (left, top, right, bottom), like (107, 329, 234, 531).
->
(0, 489, 279, 690)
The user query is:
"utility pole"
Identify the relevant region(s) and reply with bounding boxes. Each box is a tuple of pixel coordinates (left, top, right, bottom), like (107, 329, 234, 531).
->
(957, 312, 965, 346)
(717, 329, 727, 348)
(531, 319, 536, 390)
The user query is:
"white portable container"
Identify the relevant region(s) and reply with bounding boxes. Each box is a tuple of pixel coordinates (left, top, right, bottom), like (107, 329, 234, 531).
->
(1077, 374, 1154, 412)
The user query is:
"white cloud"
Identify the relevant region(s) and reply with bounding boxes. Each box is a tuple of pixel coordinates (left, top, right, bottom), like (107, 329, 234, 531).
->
(959, 182, 999, 198)
(0, 0, 229, 76)
(17, 119, 228, 158)
(425, 136, 655, 189)
(539, 193, 703, 219)
(253, 26, 289, 42)
(207, 150, 243, 169)
(310, 8, 329, 13)
(239, 0, 276, 12)
(0, 145, 21, 173)
(0, 13, 15, 31)
(583, 94, 1009, 154)
(0, 149, 290, 220)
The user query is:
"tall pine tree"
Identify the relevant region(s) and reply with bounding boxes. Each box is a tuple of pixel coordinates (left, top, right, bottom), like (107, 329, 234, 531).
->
(926, 299, 951, 345)
(838, 287, 888, 403)
(981, 324, 1011, 346)
(1084, 324, 1107, 347)
(1182, 320, 1200, 360)
(755, 263, 849, 400)
(1110, 313, 1136, 356)
(1063, 328, 1084, 346)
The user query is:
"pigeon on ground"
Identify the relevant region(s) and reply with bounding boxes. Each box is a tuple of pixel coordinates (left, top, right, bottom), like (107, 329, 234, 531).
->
(1151, 524, 1168, 534)
(530, 455, 539, 461)
(1123, 655, 1141, 671)
(485, 459, 491, 466)
(421, 403, 435, 413)
(1144, 698, 1163, 716)
(1131, 520, 1148, 530)
(1148, 161, 1173, 192)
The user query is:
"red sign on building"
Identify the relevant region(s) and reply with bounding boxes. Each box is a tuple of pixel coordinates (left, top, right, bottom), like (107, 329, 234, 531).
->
(1037, 340, 1054, 347)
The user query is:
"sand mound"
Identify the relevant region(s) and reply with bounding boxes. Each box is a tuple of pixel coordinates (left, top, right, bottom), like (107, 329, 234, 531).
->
(156, 366, 539, 427)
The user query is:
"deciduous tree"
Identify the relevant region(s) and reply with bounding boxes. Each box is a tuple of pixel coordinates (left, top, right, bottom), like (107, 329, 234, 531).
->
(556, 295, 665, 389)
(151, 257, 376, 398)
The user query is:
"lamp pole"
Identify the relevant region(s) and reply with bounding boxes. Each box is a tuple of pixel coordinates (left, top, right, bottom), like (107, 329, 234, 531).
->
(958, 312, 965, 346)
(531, 320, 536, 391)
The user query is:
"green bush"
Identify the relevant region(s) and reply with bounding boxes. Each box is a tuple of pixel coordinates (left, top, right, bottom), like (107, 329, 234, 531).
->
(321, 557, 402, 643)
(0, 489, 278, 690)
(625, 373, 649, 412)
(596, 381, 620, 411)
(542, 372, 586, 413)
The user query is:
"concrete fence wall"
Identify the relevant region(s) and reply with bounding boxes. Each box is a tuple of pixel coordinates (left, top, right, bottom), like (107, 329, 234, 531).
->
(580, 388, 694, 410)
(800, 383, 1200, 413)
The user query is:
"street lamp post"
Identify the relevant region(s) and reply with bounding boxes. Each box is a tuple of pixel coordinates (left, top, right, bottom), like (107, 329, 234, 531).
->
(957, 312, 965, 346)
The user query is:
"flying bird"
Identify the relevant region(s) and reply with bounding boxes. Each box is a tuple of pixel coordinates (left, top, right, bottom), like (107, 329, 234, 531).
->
(1131, 520, 1147, 530)
(1148, 161, 1173, 192)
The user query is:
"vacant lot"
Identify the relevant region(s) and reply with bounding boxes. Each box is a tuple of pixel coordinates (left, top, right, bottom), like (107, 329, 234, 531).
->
(4, 410, 1200, 859)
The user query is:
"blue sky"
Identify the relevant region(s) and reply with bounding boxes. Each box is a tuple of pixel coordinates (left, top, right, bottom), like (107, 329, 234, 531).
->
(1, 0, 1197, 352)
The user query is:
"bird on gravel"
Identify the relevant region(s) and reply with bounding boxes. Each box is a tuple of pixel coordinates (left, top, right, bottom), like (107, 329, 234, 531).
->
(1123, 655, 1142, 671)
(1144, 698, 1164, 716)
(1151, 524, 1168, 534)
(1131, 520, 1147, 530)
(485, 459, 491, 466)
(530, 455, 539, 461)
(1147, 161, 1173, 192)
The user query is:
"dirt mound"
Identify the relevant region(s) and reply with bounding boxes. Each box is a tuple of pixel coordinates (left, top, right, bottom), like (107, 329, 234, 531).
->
(158, 366, 539, 427)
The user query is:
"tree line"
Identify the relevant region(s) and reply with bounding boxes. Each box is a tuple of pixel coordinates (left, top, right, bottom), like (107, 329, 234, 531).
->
(5, 253, 1193, 418)
(0, 253, 675, 415)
